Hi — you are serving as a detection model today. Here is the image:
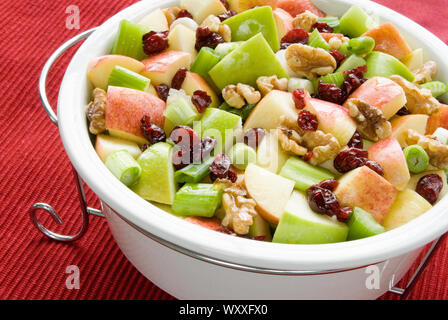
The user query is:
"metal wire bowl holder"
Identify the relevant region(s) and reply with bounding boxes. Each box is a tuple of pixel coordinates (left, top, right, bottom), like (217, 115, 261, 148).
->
(30, 27, 447, 299)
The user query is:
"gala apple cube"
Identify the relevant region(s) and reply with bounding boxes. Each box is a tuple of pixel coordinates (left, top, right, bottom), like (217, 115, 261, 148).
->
(277, 0, 325, 17)
(426, 104, 448, 134)
(273, 8, 293, 40)
(180, 0, 227, 23)
(141, 50, 191, 86)
(106, 86, 166, 144)
(228, 0, 277, 13)
(180, 71, 220, 107)
(256, 131, 289, 174)
(138, 8, 169, 31)
(95, 134, 142, 162)
(168, 24, 197, 59)
(391, 114, 429, 147)
(368, 137, 410, 190)
(345, 76, 406, 120)
(334, 166, 398, 223)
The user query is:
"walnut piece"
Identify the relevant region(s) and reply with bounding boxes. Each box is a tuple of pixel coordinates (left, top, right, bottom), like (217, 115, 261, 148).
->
(328, 37, 342, 50)
(405, 129, 448, 169)
(346, 98, 392, 142)
(285, 43, 337, 79)
(390, 75, 440, 115)
(222, 83, 261, 108)
(163, 7, 181, 26)
(256, 75, 288, 96)
(277, 127, 308, 156)
(86, 88, 107, 135)
(201, 15, 231, 42)
(221, 182, 258, 235)
(413, 61, 438, 84)
(292, 10, 318, 32)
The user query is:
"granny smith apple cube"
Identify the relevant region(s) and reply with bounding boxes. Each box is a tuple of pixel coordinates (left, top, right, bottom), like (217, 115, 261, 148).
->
(347, 207, 385, 241)
(172, 183, 223, 217)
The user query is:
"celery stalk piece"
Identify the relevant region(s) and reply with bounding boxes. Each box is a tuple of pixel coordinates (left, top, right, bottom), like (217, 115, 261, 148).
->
(318, 72, 345, 87)
(279, 157, 334, 192)
(347, 207, 385, 240)
(404, 145, 429, 173)
(338, 42, 351, 56)
(318, 16, 340, 29)
(336, 54, 366, 73)
(111, 20, 149, 60)
(421, 81, 448, 98)
(172, 183, 223, 217)
(308, 29, 330, 50)
(164, 98, 200, 126)
(190, 47, 221, 86)
(174, 156, 215, 183)
(339, 5, 378, 38)
(347, 36, 375, 56)
(218, 102, 256, 122)
(108, 65, 151, 92)
(105, 150, 142, 187)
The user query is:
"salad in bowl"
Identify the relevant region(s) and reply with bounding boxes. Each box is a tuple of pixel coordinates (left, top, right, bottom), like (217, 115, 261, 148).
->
(85, 0, 448, 245)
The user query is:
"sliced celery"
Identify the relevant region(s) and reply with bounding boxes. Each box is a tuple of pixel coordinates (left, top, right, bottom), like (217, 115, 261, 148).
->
(105, 150, 142, 187)
(338, 42, 351, 56)
(308, 29, 330, 50)
(339, 5, 378, 38)
(337, 54, 366, 73)
(218, 102, 256, 122)
(111, 20, 149, 60)
(191, 47, 221, 86)
(174, 156, 215, 183)
(108, 65, 151, 92)
(164, 98, 200, 126)
(347, 207, 385, 240)
(172, 183, 223, 217)
(347, 36, 375, 56)
(421, 81, 448, 98)
(279, 157, 334, 192)
(318, 72, 345, 88)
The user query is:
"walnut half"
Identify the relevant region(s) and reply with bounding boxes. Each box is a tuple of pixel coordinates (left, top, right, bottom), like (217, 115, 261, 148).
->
(405, 129, 448, 169)
(345, 98, 392, 142)
(86, 88, 107, 135)
(222, 83, 261, 108)
(256, 75, 288, 96)
(285, 43, 337, 79)
(292, 10, 318, 32)
(413, 61, 438, 84)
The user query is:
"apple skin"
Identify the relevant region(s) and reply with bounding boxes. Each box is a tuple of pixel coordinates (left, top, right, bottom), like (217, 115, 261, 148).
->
(305, 98, 357, 147)
(276, 0, 325, 18)
(184, 216, 224, 231)
(106, 86, 165, 144)
(141, 50, 192, 86)
(344, 76, 406, 120)
(168, 24, 197, 59)
(243, 90, 296, 132)
(426, 104, 448, 134)
(367, 137, 410, 190)
(95, 134, 142, 162)
(272, 191, 348, 244)
(138, 8, 169, 31)
(244, 163, 295, 225)
(180, 71, 220, 107)
(228, 0, 277, 13)
(222, 6, 280, 51)
(382, 189, 432, 230)
(180, 0, 227, 23)
(334, 166, 398, 223)
(273, 8, 293, 40)
(87, 55, 144, 90)
(209, 33, 289, 90)
(391, 114, 429, 147)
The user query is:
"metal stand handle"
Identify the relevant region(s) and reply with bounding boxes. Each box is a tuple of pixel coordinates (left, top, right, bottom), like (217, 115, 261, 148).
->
(31, 27, 104, 242)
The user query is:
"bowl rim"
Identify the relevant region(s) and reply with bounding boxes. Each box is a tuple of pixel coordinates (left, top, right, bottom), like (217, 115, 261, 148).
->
(57, 0, 448, 271)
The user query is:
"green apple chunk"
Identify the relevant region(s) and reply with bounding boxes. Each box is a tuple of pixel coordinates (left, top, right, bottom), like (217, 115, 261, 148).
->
(194, 108, 242, 154)
(214, 42, 244, 57)
(249, 214, 272, 241)
(222, 6, 279, 51)
(191, 47, 221, 86)
(209, 33, 289, 90)
(228, 142, 257, 170)
(131, 142, 177, 205)
(339, 5, 378, 38)
(347, 207, 385, 241)
(272, 191, 348, 244)
(366, 51, 415, 82)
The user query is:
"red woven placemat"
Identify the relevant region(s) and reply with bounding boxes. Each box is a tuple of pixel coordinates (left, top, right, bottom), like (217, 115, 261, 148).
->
(0, 0, 446, 300)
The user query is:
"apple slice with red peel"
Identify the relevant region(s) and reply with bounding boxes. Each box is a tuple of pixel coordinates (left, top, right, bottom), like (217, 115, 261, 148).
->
(334, 166, 398, 223)
(391, 114, 429, 147)
(244, 163, 295, 225)
(426, 104, 448, 134)
(368, 137, 410, 190)
(180, 71, 220, 108)
(141, 50, 191, 86)
(277, 0, 325, 17)
(106, 86, 166, 144)
(345, 76, 406, 120)
(273, 8, 293, 40)
(87, 55, 144, 90)
(305, 98, 357, 147)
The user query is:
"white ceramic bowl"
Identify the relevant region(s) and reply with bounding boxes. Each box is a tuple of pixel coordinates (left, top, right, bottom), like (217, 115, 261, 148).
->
(55, 0, 448, 299)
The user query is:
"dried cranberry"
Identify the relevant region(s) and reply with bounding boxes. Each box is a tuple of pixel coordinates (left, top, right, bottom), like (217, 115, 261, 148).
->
(210, 153, 236, 182)
(318, 179, 339, 192)
(298, 110, 318, 131)
(142, 31, 169, 55)
(141, 144, 150, 152)
(201, 137, 217, 160)
(191, 90, 212, 113)
(347, 132, 363, 149)
(333, 147, 368, 173)
(397, 106, 411, 116)
(304, 151, 314, 162)
(171, 67, 187, 89)
(140, 115, 167, 145)
(329, 50, 345, 67)
(176, 9, 193, 19)
(218, 10, 237, 22)
(364, 160, 384, 176)
(312, 22, 334, 33)
(170, 125, 201, 150)
(318, 81, 345, 105)
(280, 28, 309, 49)
(251, 235, 266, 241)
(292, 88, 308, 109)
(216, 225, 234, 235)
(195, 27, 225, 51)
(172, 147, 191, 170)
(243, 128, 266, 149)
(338, 207, 352, 222)
(416, 174, 443, 204)
(155, 84, 170, 102)
(226, 170, 238, 183)
(307, 183, 351, 222)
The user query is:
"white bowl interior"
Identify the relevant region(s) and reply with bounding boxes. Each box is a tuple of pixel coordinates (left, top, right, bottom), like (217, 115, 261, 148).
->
(57, 0, 448, 271)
